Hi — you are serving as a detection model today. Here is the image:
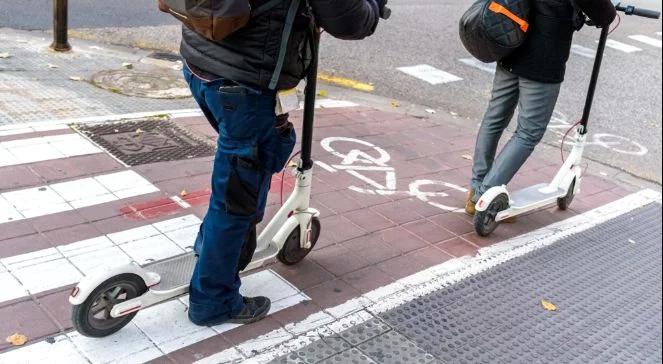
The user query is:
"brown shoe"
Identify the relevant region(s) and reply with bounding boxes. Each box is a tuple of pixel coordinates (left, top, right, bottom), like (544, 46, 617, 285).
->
(465, 189, 476, 216)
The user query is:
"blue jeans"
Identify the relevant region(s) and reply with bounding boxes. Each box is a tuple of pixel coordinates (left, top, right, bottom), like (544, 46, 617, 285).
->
(182, 66, 296, 324)
(471, 66, 561, 201)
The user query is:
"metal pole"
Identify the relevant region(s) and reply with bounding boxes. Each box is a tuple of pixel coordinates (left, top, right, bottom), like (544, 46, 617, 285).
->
(51, 0, 71, 52)
(580, 26, 609, 133)
(299, 29, 320, 172)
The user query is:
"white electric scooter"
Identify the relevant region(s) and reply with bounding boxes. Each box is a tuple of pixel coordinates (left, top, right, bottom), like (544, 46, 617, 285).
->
(69, 32, 327, 338)
(474, 2, 660, 237)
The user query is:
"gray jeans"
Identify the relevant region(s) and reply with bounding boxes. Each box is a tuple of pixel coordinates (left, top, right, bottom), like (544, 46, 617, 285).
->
(471, 66, 561, 201)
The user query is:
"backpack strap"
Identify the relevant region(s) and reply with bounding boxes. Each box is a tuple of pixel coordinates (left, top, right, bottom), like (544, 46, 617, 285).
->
(268, 0, 301, 90)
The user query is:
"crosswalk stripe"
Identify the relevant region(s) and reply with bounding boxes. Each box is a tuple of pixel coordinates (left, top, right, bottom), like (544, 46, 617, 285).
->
(458, 58, 497, 74)
(571, 44, 596, 59)
(0, 269, 307, 363)
(0, 214, 201, 303)
(0, 133, 101, 168)
(628, 34, 662, 48)
(0, 170, 159, 224)
(397, 64, 463, 85)
(604, 39, 642, 53)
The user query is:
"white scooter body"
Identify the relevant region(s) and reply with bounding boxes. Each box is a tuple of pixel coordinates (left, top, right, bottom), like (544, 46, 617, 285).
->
(69, 167, 319, 318)
(475, 131, 586, 222)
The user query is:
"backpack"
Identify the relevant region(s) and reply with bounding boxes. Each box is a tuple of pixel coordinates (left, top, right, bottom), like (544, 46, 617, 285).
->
(159, 0, 303, 89)
(458, 0, 531, 63)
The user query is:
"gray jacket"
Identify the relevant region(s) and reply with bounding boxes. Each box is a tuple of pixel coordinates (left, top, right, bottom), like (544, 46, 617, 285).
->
(180, 0, 380, 90)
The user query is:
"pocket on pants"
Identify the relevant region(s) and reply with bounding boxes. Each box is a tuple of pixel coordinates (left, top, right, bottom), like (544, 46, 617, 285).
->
(263, 118, 297, 174)
(226, 156, 259, 216)
(218, 84, 262, 140)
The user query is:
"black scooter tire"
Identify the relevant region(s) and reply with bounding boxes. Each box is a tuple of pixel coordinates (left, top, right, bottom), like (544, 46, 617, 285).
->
(71, 273, 147, 338)
(277, 217, 321, 265)
(474, 193, 509, 237)
(557, 179, 576, 211)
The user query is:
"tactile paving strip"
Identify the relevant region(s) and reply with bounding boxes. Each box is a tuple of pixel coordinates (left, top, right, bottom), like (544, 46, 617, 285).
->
(73, 119, 215, 166)
(270, 203, 662, 364)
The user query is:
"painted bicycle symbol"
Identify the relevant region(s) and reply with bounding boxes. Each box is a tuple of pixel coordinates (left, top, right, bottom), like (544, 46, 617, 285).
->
(548, 110, 648, 156)
(317, 137, 467, 213)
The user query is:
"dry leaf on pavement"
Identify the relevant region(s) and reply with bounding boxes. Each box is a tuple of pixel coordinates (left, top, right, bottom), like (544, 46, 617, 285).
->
(541, 299, 557, 311)
(6, 333, 28, 346)
(461, 154, 473, 160)
(390, 100, 400, 108)
(69, 76, 83, 81)
(180, 189, 188, 197)
(317, 90, 328, 97)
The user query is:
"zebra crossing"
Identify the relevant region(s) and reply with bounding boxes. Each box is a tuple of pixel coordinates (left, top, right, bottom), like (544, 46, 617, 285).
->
(399, 31, 661, 81)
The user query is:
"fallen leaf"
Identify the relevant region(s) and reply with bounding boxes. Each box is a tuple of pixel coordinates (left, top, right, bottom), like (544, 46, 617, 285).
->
(450, 111, 459, 116)
(390, 100, 400, 108)
(541, 299, 557, 311)
(425, 109, 436, 114)
(135, 128, 144, 134)
(122, 62, 133, 69)
(316, 90, 328, 97)
(0, 52, 10, 59)
(180, 189, 188, 197)
(69, 76, 83, 81)
(461, 154, 473, 160)
(6, 333, 28, 346)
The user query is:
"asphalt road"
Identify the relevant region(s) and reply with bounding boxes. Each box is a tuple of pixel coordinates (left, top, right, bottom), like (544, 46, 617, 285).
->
(1, 0, 661, 182)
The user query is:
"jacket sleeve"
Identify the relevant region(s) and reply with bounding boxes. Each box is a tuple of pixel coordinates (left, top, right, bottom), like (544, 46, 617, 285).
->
(574, 0, 617, 27)
(310, 0, 381, 40)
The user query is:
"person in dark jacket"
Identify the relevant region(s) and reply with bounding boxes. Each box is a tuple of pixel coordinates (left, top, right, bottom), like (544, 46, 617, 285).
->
(465, 0, 616, 215)
(182, 0, 386, 327)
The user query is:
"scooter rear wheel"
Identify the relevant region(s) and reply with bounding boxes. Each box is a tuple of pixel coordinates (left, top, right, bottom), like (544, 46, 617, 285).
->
(277, 217, 321, 265)
(557, 179, 576, 211)
(474, 193, 509, 237)
(71, 274, 147, 338)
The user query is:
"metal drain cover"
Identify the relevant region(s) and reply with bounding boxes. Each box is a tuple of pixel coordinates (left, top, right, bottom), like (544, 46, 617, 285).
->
(73, 119, 215, 166)
(91, 69, 190, 99)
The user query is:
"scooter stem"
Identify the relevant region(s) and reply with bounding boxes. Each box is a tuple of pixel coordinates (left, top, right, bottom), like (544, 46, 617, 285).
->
(580, 25, 610, 134)
(300, 29, 321, 171)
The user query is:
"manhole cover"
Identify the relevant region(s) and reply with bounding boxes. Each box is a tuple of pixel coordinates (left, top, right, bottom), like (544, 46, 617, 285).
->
(73, 119, 215, 166)
(91, 69, 190, 99)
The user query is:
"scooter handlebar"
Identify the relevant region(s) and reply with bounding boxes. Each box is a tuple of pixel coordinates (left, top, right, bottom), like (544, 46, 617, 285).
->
(616, 4, 661, 19)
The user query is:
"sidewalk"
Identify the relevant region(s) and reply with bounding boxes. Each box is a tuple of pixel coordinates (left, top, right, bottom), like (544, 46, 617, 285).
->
(1, 29, 661, 364)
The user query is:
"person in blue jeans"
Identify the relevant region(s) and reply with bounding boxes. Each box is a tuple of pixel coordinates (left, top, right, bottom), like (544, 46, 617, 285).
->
(181, 0, 387, 326)
(465, 0, 616, 215)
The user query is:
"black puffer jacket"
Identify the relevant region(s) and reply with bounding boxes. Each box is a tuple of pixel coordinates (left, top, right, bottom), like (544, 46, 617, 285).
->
(181, 0, 380, 90)
(501, 0, 616, 83)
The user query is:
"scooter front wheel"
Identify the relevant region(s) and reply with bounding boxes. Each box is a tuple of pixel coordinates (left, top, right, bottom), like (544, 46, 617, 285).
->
(71, 273, 147, 338)
(277, 217, 321, 265)
(474, 193, 509, 237)
(557, 179, 576, 211)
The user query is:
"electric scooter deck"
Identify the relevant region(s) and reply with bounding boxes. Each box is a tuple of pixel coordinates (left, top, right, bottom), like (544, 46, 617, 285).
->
(509, 183, 566, 208)
(147, 253, 197, 292)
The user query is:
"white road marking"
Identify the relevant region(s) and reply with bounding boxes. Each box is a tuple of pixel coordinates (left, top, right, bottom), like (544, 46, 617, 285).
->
(604, 39, 642, 53)
(628, 34, 662, 48)
(0, 270, 308, 364)
(314, 161, 338, 173)
(570, 44, 596, 59)
(197, 189, 662, 363)
(397, 64, 463, 85)
(0, 133, 101, 167)
(313, 99, 359, 109)
(0, 215, 201, 304)
(0, 170, 159, 224)
(459, 58, 497, 74)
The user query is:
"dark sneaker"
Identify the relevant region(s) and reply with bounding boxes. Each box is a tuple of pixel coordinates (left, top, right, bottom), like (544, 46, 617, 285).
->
(225, 296, 271, 324)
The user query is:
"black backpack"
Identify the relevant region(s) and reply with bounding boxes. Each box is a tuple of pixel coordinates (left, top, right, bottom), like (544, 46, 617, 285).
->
(459, 0, 531, 63)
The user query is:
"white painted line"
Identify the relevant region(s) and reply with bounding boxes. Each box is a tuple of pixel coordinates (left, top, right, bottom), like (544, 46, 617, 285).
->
(314, 99, 359, 109)
(604, 39, 642, 53)
(170, 195, 192, 209)
(0, 269, 308, 364)
(571, 44, 596, 59)
(397, 64, 463, 85)
(197, 189, 662, 363)
(0, 133, 101, 167)
(0, 215, 200, 303)
(0, 170, 159, 224)
(628, 34, 662, 48)
(314, 161, 338, 173)
(459, 58, 497, 74)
